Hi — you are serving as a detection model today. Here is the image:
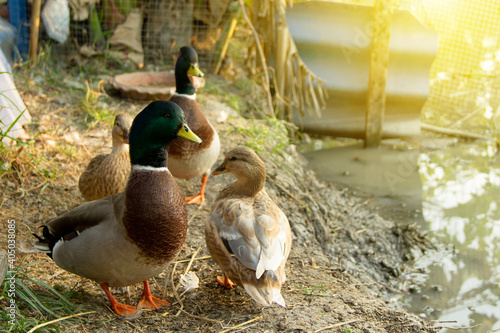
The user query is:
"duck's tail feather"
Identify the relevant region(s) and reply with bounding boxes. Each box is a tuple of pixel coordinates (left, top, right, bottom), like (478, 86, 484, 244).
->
(242, 282, 286, 307)
(32, 227, 57, 259)
(264, 270, 280, 283)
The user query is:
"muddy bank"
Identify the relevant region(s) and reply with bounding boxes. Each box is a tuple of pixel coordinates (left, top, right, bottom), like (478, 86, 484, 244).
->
(0, 75, 437, 332)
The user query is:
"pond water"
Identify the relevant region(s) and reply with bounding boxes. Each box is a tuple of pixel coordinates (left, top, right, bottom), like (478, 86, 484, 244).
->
(302, 139, 500, 332)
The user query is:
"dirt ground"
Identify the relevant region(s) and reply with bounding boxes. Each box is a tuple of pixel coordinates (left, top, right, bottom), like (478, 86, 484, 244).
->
(0, 73, 440, 332)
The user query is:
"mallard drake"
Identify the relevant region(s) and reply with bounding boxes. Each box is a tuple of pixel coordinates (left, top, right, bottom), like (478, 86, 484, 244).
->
(78, 113, 133, 201)
(205, 146, 292, 307)
(168, 46, 220, 205)
(34, 101, 202, 317)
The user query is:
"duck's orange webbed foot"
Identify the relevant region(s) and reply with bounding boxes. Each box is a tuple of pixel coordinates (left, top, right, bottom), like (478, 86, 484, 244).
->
(100, 283, 137, 317)
(184, 193, 204, 205)
(217, 275, 236, 289)
(112, 302, 138, 316)
(137, 280, 171, 310)
(184, 174, 208, 205)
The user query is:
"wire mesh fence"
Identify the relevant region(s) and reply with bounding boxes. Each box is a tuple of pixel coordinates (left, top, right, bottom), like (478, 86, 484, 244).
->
(0, 0, 235, 71)
(416, 0, 500, 135)
(2, 0, 499, 135)
(334, 0, 500, 136)
(65, 0, 234, 70)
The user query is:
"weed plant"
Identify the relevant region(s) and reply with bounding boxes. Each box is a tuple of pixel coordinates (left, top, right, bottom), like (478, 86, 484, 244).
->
(0, 259, 91, 333)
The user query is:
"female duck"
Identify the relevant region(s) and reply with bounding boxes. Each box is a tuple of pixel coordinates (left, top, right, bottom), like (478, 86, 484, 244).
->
(205, 146, 292, 307)
(168, 46, 220, 205)
(79, 113, 133, 201)
(35, 101, 201, 317)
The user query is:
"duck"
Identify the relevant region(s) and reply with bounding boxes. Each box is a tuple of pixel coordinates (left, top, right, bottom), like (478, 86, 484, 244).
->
(34, 101, 202, 317)
(78, 113, 133, 201)
(205, 146, 292, 307)
(168, 45, 220, 205)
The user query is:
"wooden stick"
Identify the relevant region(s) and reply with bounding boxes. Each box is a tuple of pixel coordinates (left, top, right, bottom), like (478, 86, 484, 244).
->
(26, 311, 96, 333)
(219, 315, 263, 333)
(152, 276, 165, 298)
(353, 228, 367, 237)
(421, 123, 493, 141)
(433, 324, 482, 331)
(174, 248, 201, 316)
(214, 7, 240, 74)
(266, 176, 303, 204)
(365, 0, 394, 147)
(314, 319, 363, 333)
(172, 255, 212, 264)
(238, 0, 274, 117)
(170, 262, 183, 315)
(183, 247, 201, 275)
(178, 309, 223, 325)
(29, 0, 43, 67)
(176, 247, 202, 291)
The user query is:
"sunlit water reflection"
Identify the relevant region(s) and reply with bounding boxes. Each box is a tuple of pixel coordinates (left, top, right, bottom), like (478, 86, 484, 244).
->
(303, 140, 500, 332)
(401, 142, 500, 332)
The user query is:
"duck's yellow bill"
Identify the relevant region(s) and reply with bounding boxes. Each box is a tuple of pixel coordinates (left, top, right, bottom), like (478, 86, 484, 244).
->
(177, 124, 202, 144)
(188, 64, 204, 77)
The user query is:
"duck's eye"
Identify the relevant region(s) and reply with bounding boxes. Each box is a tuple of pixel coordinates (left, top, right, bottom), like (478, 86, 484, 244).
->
(164, 113, 172, 119)
(230, 156, 237, 161)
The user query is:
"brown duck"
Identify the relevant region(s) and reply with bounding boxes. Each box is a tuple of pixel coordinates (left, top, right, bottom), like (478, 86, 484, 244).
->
(78, 113, 133, 201)
(168, 46, 220, 205)
(34, 101, 202, 317)
(205, 146, 292, 307)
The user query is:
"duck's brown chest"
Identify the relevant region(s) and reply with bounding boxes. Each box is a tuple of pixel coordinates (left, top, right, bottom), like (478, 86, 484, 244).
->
(168, 96, 214, 156)
(122, 170, 187, 265)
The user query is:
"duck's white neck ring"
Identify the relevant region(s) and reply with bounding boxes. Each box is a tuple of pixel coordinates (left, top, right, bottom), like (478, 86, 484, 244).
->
(174, 92, 196, 100)
(132, 165, 170, 172)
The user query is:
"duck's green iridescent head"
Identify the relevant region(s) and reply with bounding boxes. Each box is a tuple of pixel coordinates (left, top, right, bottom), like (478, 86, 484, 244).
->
(129, 100, 201, 167)
(175, 46, 204, 95)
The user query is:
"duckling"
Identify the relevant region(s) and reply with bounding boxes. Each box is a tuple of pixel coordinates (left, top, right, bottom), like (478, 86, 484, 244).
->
(78, 113, 133, 201)
(168, 46, 220, 205)
(34, 101, 202, 317)
(205, 146, 292, 307)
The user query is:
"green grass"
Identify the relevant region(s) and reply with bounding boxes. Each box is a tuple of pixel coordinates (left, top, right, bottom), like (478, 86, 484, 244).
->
(297, 285, 331, 297)
(0, 132, 56, 186)
(201, 75, 268, 118)
(0, 81, 29, 142)
(80, 80, 113, 126)
(201, 77, 245, 114)
(0, 84, 73, 210)
(340, 325, 362, 333)
(226, 116, 299, 173)
(12, 43, 121, 129)
(0, 85, 53, 182)
(0, 259, 92, 333)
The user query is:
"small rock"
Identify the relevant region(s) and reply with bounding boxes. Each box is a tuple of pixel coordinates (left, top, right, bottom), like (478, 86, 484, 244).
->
(276, 320, 287, 330)
(63, 130, 81, 144)
(431, 285, 443, 292)
(323, 304, 332, 312)
(216, 110, 229, 123)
